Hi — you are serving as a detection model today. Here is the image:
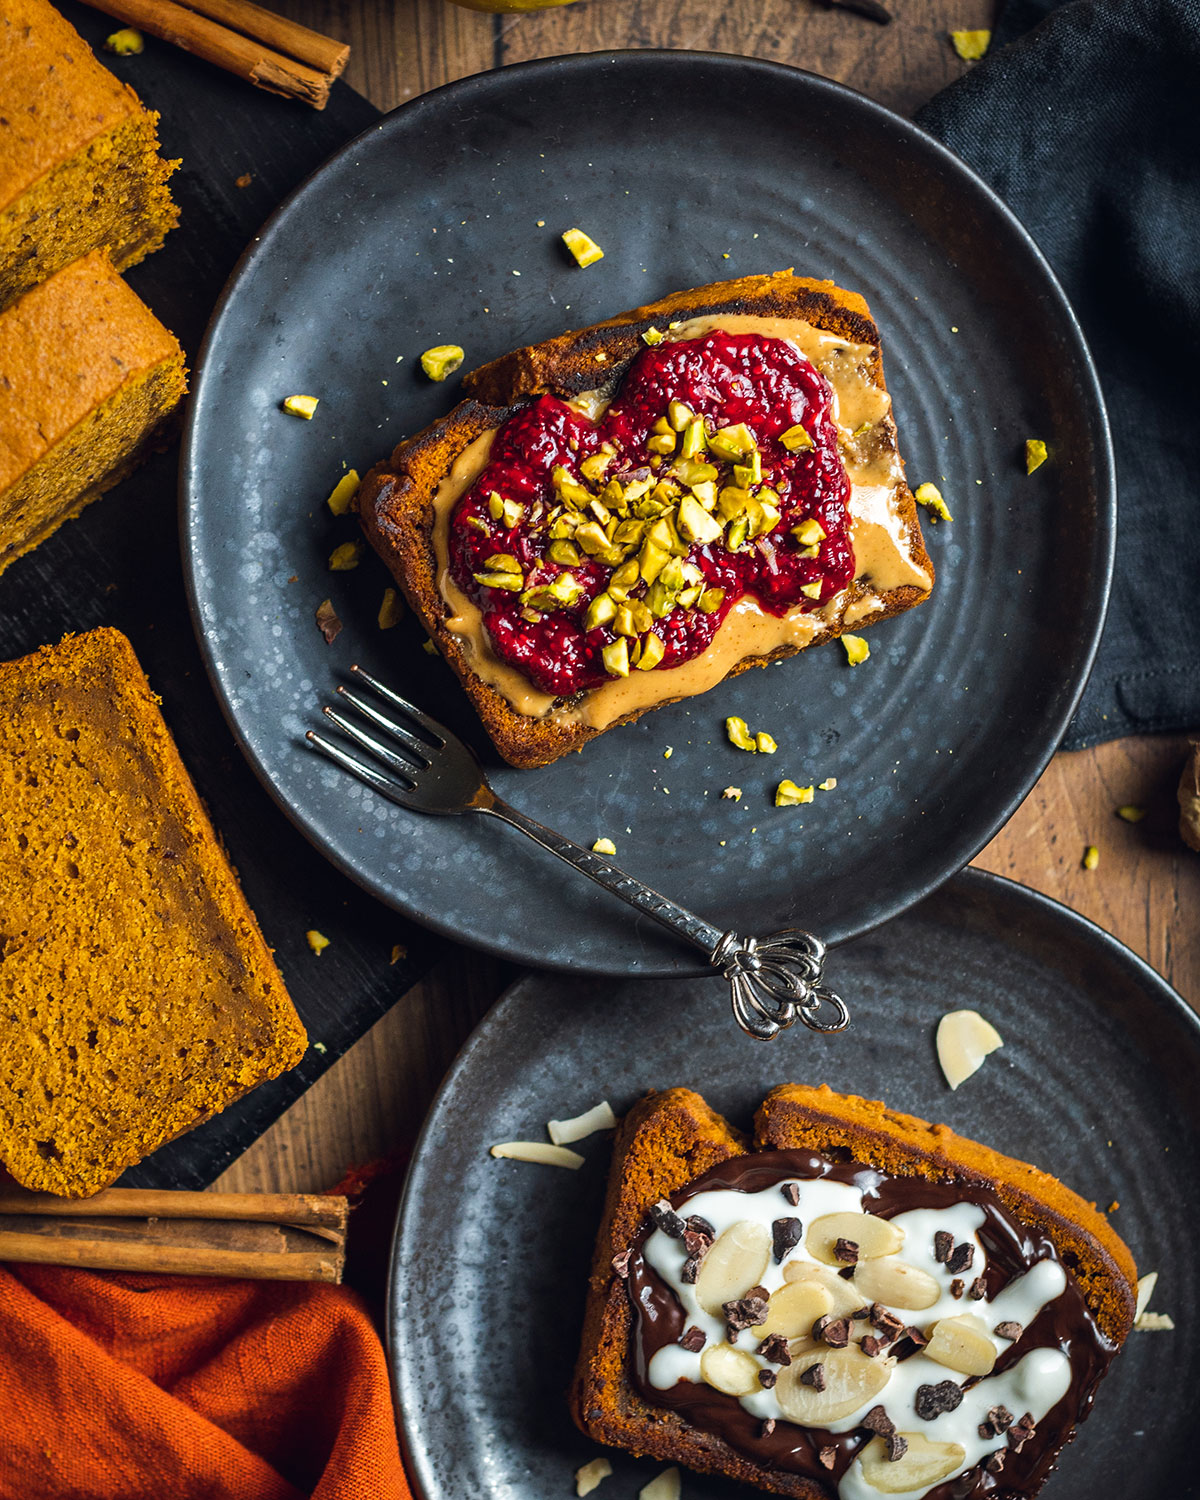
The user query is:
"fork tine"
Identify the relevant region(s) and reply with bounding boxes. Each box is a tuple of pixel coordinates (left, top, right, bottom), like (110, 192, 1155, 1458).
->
(305, 728, 415, 807)
(349, 664, 449, 746)
(321, 705, 425, 780)
(334, 686, 434, 766)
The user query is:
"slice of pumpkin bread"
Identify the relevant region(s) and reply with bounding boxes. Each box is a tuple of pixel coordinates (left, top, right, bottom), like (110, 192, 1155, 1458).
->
(0, 249, 186, 578)
(0, 627, 307, 1197)
(0, 0, 178, 310)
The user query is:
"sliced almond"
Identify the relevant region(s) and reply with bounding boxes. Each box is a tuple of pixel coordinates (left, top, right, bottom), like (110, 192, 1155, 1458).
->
(924, 1313, 996, 1376)
(489, 1141, 584, 1169)
(695, 1220, 772, 1315)
(783, 1261, 866, 1318)
(1135, 1271, 1158, 1321)
(575, 1457, 612, 1496)
(758, 1279, 835, 1337)
(859, 1433, 966, 1493)
(547, 1100, 617, 1145)
(936, 1009, 1003, 1090)
(806, 1211, 904, 1266)
(700, 1341, 761, 1396)
(775, 1346, 892, 1425)
(850, 1257, 941, 1311)
(639, 1468, 681, 1500)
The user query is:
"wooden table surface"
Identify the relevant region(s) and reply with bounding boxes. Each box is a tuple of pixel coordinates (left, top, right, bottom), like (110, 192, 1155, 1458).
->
(216, 0, 1200, 1197)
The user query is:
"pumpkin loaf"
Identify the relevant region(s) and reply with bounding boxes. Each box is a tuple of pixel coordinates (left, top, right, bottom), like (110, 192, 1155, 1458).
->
(0, 627, 307, 1197)
(573, 1084, 1136, 1499)
(0, 249, 186, 578)
(358, 272, 933, 768)
(0, 0, 178, 310)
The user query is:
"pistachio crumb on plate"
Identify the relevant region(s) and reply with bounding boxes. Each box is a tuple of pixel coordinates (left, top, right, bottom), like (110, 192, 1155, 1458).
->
(592, 837, 617, 855)
(326, 469, 360, 515)
(1025, 438, 1048, 474)
(950, 28, 991, 59)
(328, 541, 361, 571)
(914, 481, 953, 522)
(282, 394, 318, 419)
(306, 929, 330, 955)
(775, 780, 814, 807)
(841, 634, 870, 666)
(562, 228, 605, 267)
(1083, 844, 1100, 870)
(420, 344, 465, 381)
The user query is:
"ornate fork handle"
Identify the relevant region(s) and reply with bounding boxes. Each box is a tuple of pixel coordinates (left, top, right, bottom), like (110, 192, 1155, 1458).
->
(484, 797, 848, 1041)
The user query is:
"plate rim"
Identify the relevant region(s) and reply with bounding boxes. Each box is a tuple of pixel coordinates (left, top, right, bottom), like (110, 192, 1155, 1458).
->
(180, 49, 1117, 976)
(384, 865, 1196, 1500)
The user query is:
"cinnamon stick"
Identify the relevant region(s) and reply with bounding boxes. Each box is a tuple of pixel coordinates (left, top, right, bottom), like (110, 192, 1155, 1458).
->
(0, 1187, 349, 1282)
(79, 0, 349, 109)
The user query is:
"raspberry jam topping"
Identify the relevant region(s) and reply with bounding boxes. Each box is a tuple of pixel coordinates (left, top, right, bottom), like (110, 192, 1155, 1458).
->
(447, 331, 855, 698)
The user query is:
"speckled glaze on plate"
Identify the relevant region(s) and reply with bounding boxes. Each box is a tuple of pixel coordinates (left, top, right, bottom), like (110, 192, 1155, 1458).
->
(182, 53, 1114, 974)
(388, 869, 1199, 1500)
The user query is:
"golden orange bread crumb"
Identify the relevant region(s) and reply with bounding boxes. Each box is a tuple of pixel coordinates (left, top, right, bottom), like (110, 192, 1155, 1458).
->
(0, 628, 307, 1197)
(0, 249, 186, 576)
(571, 1084, 1137, 1498)
(0, 0, 178, 310)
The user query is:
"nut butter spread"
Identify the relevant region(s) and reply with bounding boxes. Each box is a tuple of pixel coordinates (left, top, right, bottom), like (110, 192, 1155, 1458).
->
(432, 320, 932, 730)
(626, 1151, 1120, 1500)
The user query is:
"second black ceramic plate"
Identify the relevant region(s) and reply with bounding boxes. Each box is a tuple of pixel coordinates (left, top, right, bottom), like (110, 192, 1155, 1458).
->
(183, 53, 1114, 973)
(389, 869, 1199, 1499)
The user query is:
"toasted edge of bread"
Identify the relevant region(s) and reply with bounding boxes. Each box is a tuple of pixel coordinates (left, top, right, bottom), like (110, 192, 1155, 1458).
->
(569, 1083, 1137, 1498)
(356, 272, 932, 769)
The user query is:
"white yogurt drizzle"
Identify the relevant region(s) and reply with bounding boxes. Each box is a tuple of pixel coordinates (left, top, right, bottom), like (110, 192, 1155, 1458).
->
(644, 1180, 1071, 1500)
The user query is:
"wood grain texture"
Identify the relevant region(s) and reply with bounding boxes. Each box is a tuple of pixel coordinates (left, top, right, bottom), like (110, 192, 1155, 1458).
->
(214, 0, 1198, 1199)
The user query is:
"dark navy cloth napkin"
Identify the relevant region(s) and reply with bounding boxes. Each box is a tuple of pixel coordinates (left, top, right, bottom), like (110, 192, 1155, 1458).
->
(917, 0, 1200, 749)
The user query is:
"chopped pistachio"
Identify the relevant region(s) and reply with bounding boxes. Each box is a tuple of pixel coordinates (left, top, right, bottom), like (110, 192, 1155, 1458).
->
(584, 593, 617, 631)
(652, 416, 675, 437)
(488, 491, 506, 521)
(679, 417, 709, 460)
(562, 227, 605, 267)
(547, 539, 581, 566)
(465, 515, 489, 534)
(592, 837, 617, 855)
(637, 632, 665, 670)
(915, 482, 953, 522)
(641, 326, 664, 345)
(610, 558, 641, 594)
(717, 485, 750, 520)
(580, 451, 612, 483)
(775, 780, 815, 807)
(390, 944, 407, 965)
(1083, 844, 1100, 870)
(647, 433, 676, 455)
(756, 732, 778, 754)
(613, 605, 638, 638)
(799, 580, 823, 600)
(950, 28, 991, 59)
(677, 585, 702, 607)
(796, 543, 820, 559)
(664, 747, 673, 759)
(624, 477, 654, 502)
(329, 541, 361, 571)
(725, 516, 749, 551)
(733, 450, 762, 488)
(1025, 438, 1048, 474)
(420, 344, 465, 381)
(638, 539, 670, 583)
(793, 517, 827, 547)
(105, 26, 144, 53)
(818, 777, 838, 791)
(488, 553, 522, 573)
(676, 494, 724, 545)
(698, 587, 726, 614)
(602, 638, 630, 677)
(282, 394, 318, 419)
(673, 459, 718, 487)
(326, 469, 361, 516)
(421, 638, 439, 655)
(1116, 804, 1147, 823)
(842, 633, 870, 666)
(378, 588, 403, 630)
(708, 422, 756, 462)
(315, 598, 342, 644)
(726, 716, 757, 752)
(521, 573, 583, 609)
(779, 423, 814, 453)
(690, 479, 718, 510)
(721, 786, 743, 801)
(306, 929, 331, 955)
(474, 569, 523, 591)
(668, 400, 695, 431)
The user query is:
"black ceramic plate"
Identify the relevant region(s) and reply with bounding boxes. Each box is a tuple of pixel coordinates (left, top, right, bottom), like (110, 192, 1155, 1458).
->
(182, 53, 1114, 974)
(389, 869, 1199, 1499)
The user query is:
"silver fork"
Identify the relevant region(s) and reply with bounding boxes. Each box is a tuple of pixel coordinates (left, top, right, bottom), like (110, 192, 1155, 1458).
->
(306, 665, 848, 1041)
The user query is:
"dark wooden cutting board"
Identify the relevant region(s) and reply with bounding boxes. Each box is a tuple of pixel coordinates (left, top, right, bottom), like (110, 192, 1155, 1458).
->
(0, 6, 445, 1190)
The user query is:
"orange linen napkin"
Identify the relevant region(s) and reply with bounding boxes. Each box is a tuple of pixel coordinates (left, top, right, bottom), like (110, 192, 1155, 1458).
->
(0, 1264, 411, 1500)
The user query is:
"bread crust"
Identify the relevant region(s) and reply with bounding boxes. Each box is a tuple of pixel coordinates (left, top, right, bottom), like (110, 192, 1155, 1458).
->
(570, 1084, 1137, 1497)
(357, 273, 932, 769)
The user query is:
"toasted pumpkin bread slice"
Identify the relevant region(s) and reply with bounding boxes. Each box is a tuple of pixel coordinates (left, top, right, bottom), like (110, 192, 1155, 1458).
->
(358, 273, 933, 768)
(571, 1084, 1135, 1498)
